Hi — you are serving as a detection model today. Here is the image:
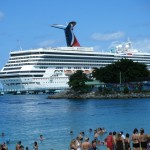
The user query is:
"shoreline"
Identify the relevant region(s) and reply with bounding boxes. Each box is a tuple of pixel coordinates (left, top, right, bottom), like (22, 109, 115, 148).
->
(47, 91, 150, 99)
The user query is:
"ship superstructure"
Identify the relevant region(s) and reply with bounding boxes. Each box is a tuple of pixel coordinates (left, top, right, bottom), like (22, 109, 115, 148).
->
(0, 21, 150, 93)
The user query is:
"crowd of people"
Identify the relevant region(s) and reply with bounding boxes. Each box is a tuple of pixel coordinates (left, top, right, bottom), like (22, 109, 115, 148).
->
(0, 140, 38, 150)
(70, 127, 106, 150)
(1, 128, 150, 150)
(69, 128, 150, 150)
(0, 132, 42, 150)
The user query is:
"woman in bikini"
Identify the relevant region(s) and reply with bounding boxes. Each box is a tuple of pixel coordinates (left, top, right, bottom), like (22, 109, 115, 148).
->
(132, 128, 140, 150)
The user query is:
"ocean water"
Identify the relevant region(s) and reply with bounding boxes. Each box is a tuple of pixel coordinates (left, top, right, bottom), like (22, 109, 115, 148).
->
(0, 95, 150, 150)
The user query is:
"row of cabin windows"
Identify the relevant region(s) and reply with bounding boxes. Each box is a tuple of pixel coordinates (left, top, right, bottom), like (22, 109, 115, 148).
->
(10, 52, 115, 57)
(3, 66, 90, 71)
(7, 59, 115, 64)
(9, 54, 150, 61)
(9, 56, 114, 62)
(4, 62, 111, 67)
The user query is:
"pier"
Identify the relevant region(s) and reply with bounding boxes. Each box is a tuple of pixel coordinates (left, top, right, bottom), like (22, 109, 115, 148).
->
(0, 87, 66, 95)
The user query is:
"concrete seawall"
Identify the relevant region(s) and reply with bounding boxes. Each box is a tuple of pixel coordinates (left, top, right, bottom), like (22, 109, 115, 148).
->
(48, 91, 150, 99)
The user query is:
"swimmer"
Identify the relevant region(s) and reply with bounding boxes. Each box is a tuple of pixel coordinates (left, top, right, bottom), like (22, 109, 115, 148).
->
(39, 135, 44, 142)
(70, 131, 73, 135)
(97, 140, 101, 145)
(16, 141, 22, 150)
(89, 128, 92, 132)
(19, 145, 24, 150)
(102, 127, 107, 133)
(78, 132, 83, 141)
(2, 132, 4, 137)
(33, 141, 38, 150)
(6, 139, 10, 144)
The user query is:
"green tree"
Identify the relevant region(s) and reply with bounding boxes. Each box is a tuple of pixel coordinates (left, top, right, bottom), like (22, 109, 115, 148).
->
(92, 59, 149, 83)
(123, 86, 129, 94)
(68, 70, 90, 93)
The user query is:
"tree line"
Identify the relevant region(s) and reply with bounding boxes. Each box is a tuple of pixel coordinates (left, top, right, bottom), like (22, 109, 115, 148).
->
(68, 59, 150, 93)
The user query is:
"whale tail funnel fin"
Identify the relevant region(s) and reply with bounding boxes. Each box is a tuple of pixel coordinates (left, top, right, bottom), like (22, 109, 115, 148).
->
(51, 21, 80, 47)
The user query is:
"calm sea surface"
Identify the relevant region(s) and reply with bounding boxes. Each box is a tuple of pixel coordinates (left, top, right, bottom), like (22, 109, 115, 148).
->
(0, 95, 150, 150)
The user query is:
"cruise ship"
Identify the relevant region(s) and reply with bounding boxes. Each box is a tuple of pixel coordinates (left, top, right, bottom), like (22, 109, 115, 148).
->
(0, 21, 150, 94)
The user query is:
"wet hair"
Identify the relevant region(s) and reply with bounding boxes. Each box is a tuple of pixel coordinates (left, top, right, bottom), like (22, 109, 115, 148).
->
(89, 128, 92, 132)
(19, 145, 24, 149)
(92, 140, 96, 145)
(120, 131, 123, 134)
(140, 128, 144, 134)
(34, 141, 38, 146)
(109, 132, 112, 135)
(133, 128, 138, 134)
(126, 133, 130, 138)
(113, 131, 116, 135)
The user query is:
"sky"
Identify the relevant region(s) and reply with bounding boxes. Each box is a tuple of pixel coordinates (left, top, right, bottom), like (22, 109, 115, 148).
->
(0, 0, 150, 70)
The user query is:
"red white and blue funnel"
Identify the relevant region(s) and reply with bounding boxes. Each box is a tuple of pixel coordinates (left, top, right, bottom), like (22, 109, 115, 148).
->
(51, 21, 80, 47)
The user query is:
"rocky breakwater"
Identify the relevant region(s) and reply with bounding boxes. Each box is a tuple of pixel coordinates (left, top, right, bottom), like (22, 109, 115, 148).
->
(48, 91, 150, 99)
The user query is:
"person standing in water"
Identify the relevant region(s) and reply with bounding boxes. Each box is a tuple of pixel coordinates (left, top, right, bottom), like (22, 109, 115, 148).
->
(105, 132, 114, 150)
(33, 141, 38, 150)
(82, 137, 91, 150)
(139, 128, 147, 150)
(124, 133, 131, 150)
(116, 133, 124, 150)
(16, 141, 22, 150)
(132, 128, 140, 150)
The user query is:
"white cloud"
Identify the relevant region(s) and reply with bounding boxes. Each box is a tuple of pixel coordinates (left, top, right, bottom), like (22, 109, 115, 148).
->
(133, 39, 150, 53)
(0, 11, 4, 21)
(39, 40, 55, 47)
(91, 31, 125, 41)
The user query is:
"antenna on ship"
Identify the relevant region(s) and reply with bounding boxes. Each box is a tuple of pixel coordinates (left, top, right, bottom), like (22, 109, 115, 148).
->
(127, 37, 132, 49)
(17, 40, 23, 51)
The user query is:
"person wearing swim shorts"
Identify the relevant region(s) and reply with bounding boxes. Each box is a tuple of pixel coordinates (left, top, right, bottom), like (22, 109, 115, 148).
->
(139, 128, 147, 150)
